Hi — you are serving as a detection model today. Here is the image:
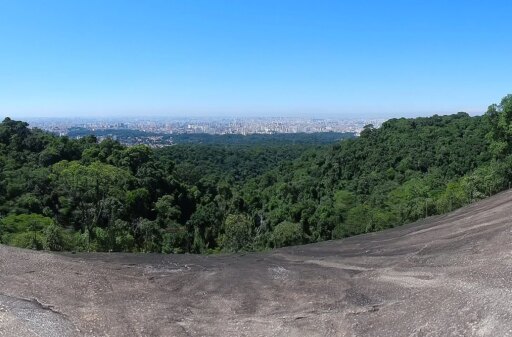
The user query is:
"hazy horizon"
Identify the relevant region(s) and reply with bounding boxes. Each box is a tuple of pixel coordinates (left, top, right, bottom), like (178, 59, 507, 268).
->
(6, 109, 482, 122)
(1, 0, 510, 119)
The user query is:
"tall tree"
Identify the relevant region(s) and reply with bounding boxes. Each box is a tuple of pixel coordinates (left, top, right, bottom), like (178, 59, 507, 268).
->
(486, 94, 512, 158)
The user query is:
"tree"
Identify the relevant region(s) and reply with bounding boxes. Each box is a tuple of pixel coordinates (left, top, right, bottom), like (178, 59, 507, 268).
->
(135, 218, 160, 252)
(155, 195, 181, 225)
(436, 181, 468, 213)
(272, 221, 303, 248)
(222, 214, 252, 252)
(51, 160, 129, 234)
(125, 188, 151, 219)
(486, 94, 512, 158)
(121, 145, 152, 173)
(388, 178, 430, 223)
(43, 223, 65, 251)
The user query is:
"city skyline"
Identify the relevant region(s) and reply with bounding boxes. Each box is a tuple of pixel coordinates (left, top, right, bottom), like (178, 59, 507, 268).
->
(26, 115, 386, 134)
(23, 115, 384, 147)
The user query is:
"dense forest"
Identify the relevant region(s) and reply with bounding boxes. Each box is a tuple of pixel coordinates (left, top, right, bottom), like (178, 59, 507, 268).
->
(67, 127, 353, 145)
(1, 95, 512, 253)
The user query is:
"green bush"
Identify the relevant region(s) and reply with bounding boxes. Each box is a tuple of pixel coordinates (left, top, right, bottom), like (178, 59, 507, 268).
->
(10, 232, 42, 250)
(42, 224, 65, 251)
(0, 214, 54, 250)
(222, 214, 252, 252)
(272, 221, 303, 248)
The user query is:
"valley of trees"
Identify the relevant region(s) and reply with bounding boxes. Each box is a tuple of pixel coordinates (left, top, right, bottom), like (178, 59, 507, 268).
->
(2, 94, 512, 253)
(67, 127, 353, 146)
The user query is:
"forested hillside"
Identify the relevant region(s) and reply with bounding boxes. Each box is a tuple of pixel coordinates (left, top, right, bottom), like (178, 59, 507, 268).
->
(1, 95, 512, 253)
(66, 127, 353, 146)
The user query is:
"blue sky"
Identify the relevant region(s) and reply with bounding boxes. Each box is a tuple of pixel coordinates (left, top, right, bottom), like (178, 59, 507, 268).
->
(1, 0, 511, 118)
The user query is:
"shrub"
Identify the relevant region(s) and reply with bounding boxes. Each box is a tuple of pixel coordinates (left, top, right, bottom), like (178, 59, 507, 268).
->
(272, 221, 303, 248)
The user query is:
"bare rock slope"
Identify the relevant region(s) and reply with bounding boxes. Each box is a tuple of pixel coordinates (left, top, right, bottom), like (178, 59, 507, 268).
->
(2, 189, 512, 336)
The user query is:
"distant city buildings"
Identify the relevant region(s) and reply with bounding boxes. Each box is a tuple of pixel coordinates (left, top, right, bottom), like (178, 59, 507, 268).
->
(28, 117, 385, 135)
(24, 116, 385, 147)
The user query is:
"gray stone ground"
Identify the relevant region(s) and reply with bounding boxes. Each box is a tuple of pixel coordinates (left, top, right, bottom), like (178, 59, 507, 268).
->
(2, 189, 512, 336)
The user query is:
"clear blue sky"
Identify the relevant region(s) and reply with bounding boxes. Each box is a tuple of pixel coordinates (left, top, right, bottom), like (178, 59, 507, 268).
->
(1, 0, 511, 118)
